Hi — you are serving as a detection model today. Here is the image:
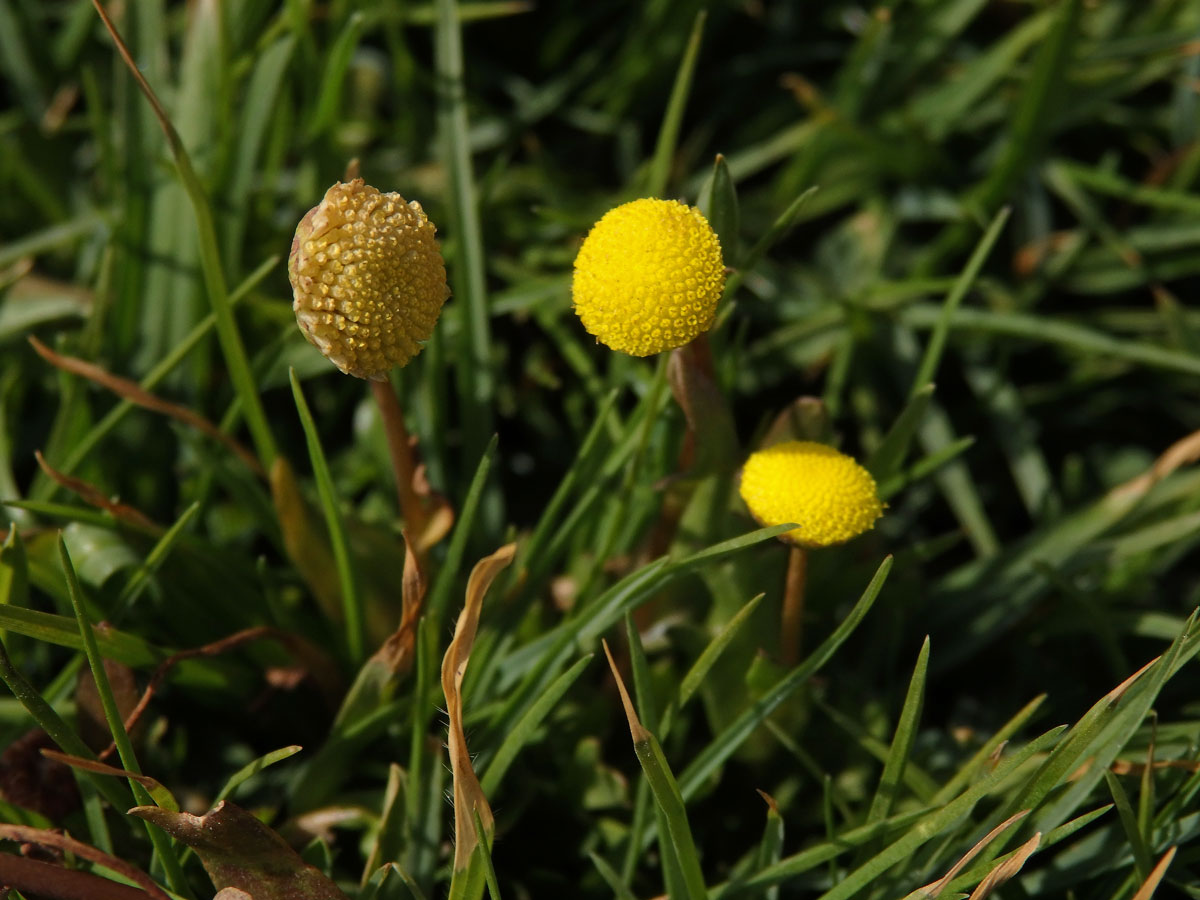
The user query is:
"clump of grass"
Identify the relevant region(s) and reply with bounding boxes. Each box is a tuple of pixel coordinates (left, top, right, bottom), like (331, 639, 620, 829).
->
(1, 1, 1200, 899)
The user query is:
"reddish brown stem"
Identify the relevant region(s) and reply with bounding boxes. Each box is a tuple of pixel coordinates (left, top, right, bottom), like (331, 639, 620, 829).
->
(781, 545, 808, 666)
(0, 855, 159, 900)
(371, 380, 429, 550)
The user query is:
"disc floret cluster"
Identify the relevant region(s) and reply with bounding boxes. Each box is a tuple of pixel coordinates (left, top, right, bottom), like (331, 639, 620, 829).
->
(289, 179, 450, 381)
(572, 198, 725, 356)
(739, 440, 884, 548)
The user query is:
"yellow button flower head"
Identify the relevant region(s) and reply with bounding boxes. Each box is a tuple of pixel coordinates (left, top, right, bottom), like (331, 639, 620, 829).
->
(739, 441, 883, 548)
(289, 179, 449, 381)
(572, 198, 724, 356)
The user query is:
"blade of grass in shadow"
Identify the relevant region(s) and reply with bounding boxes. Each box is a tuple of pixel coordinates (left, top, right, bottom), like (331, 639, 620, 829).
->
(678, 592, 764, 710)
(59, 537, 191, 897)
(492, 525, 794, 739)
(646, 10, 706, 198)
(866, 383, 934, 483)
(90, 0, 278, 469)
(479, 653, 592, 796)
(604, 640, 707, 900)
(624, 616, 686, 898)
(214, 744, 303, 804)
(754, 793, 784, 900)
(930, 693, 1046, 805)
(697, 154, 739, 266)
(113, 501, 200, 619)
(897, 304, 1200, 379)
(909, 206, 1010, 400)
(1104, 770, 1153, 881)
(863, 637, 930, 826)
(0, 637, 131, 813)
(306, 12, 365, 138)
(33, 255, 278, 501)
(919, 0, 1080, 271)
(289, 369, 363, 665)
(436, 0, 495, 481)
(589, 852, 638, 900)
(675, 556, 892, 805)
(804, 728, 1065, 900)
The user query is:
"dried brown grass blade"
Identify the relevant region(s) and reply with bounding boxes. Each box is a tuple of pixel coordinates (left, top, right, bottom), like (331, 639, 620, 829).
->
(967, 832, 1040, 900)
(912, 810, 1030, 899)
(0, 823, 170, 900)
(442, 543, 516, 870)
(601, 639, 649, 744)
(29, 336, 263, 477)
(40, 748, 168, 796)
(35, 450, 159, 532)
(1131, 846, 1177, 900)
(1112, 427, 1200, 501)
(371, 530, 427, 676)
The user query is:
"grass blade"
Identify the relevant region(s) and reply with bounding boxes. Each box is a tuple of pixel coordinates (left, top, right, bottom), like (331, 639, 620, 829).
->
(289, 368, 363, 664)
(646, 11, 706, 198)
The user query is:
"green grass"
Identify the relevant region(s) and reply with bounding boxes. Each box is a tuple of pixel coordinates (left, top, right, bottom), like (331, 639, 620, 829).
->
(2, 1, 1200, 899)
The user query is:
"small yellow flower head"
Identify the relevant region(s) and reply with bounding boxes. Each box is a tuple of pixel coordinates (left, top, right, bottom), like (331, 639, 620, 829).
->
(572, 198, 724, 356)
(739, 441, 883, 549)
(289, 179, 449, 381)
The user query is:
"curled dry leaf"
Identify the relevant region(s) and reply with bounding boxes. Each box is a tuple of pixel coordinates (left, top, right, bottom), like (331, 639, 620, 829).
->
(129, 801, 347, 900)
(442, 543, 516, 871)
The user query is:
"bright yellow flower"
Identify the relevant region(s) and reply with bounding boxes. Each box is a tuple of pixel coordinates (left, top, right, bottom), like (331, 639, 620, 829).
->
(739, 441, 883, 548)
(289, 179, 449, 381)
(572, 198, 724, 356)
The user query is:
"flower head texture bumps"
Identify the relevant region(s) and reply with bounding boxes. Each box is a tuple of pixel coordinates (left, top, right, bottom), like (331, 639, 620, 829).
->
(572, 198, 724, 356)
(739, 441, 883, 548)
(289, 179, 450, 381)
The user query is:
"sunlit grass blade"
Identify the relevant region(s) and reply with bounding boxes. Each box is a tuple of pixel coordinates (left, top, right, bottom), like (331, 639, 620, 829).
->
(697, 154, 739, 265)
(289, 368, 363, 664)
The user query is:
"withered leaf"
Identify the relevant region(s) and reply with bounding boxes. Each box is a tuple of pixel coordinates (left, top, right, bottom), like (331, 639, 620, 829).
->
(129, 801, 347, 900)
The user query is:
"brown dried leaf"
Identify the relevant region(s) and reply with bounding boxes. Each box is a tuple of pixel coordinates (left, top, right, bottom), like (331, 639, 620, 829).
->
(911, 810, 1029, 899)
(967, 832, 1040, 900)
(0, 730, 79, 821)
(1111, 427, 1200, 502)
(442, 543, 516, 871)
(35, 451, 159, 532)
(1131, 846, 1177, 900)
(28, 338, 263, 477)
(129, 801, 347, 900)
(0, 823, 169, 900)
(76, 658, 140, 753)
(601, 639, 650, 744)
(39, 750, 174, 809)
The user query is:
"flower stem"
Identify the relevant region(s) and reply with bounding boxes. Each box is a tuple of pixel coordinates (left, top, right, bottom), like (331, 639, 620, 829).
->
(372, 379, 430, 554)
(782, 545, 808, 666)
